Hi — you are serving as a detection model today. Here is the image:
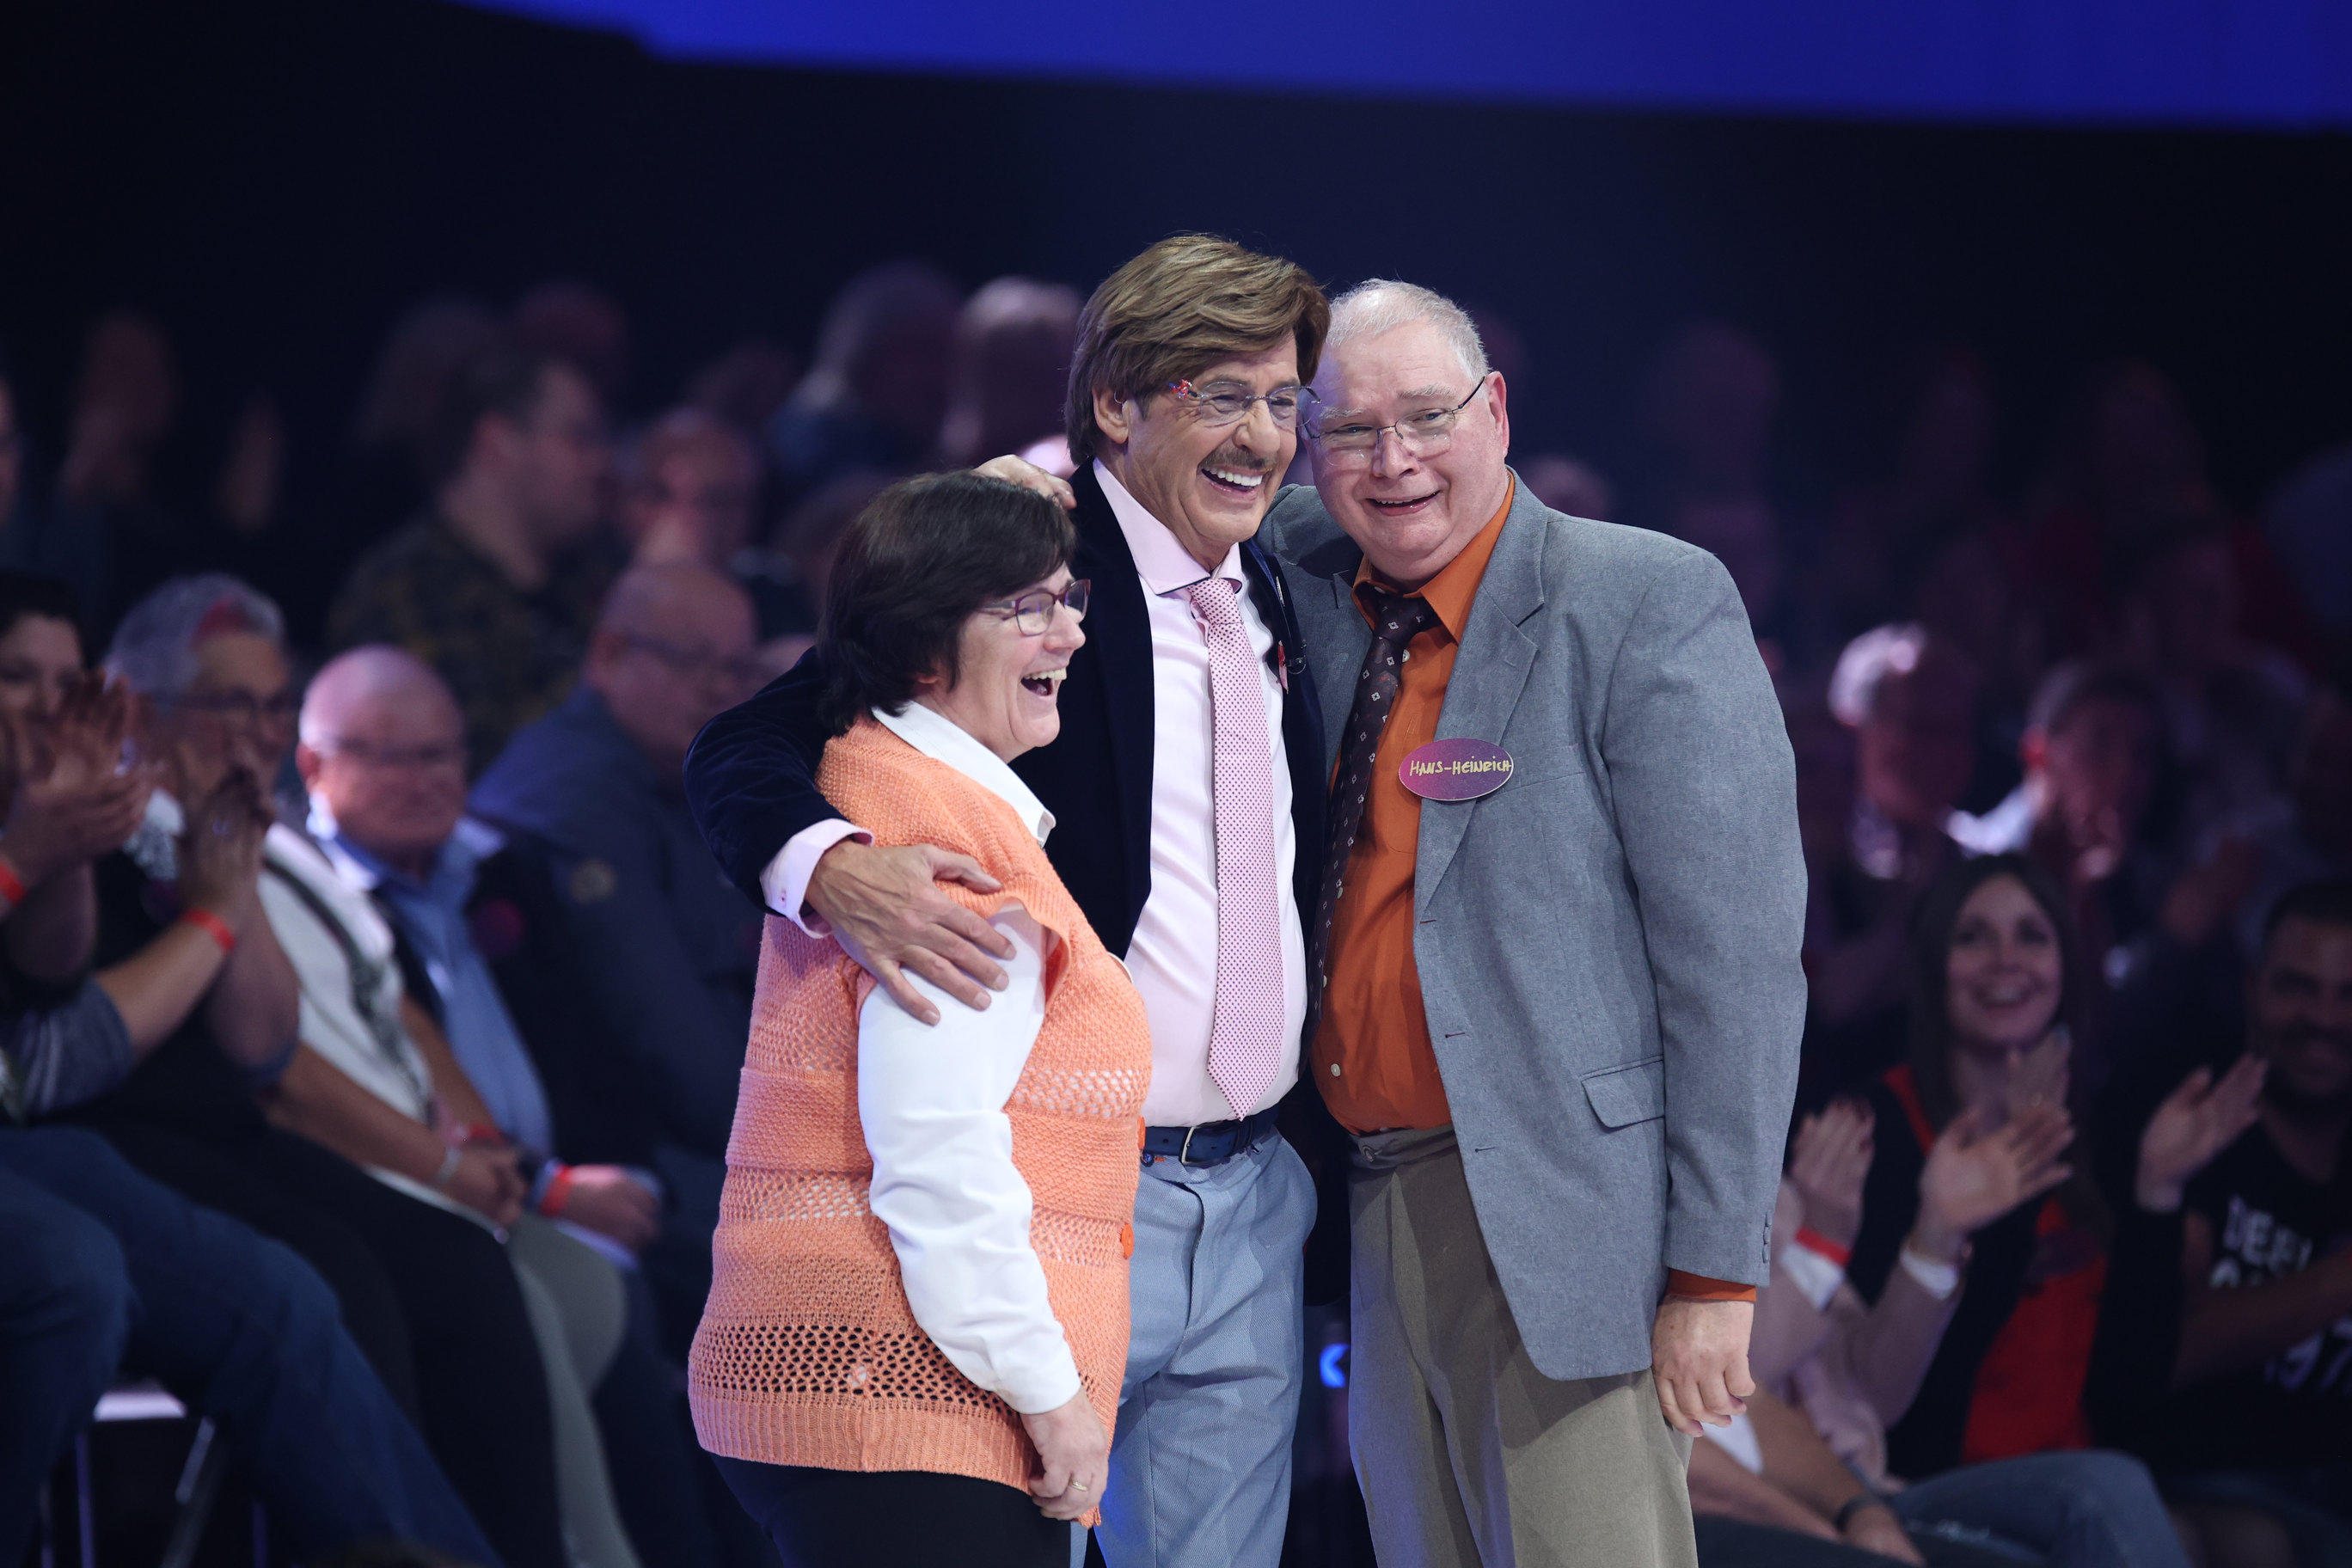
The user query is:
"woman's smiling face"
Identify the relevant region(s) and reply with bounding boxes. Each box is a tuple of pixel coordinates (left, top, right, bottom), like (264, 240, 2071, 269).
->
(917, 567, 1086, 762)
(1945, 873, 2064, 1057)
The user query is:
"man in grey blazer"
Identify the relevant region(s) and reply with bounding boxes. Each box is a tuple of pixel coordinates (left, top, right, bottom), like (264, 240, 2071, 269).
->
(1265, 280, 1805, 1565)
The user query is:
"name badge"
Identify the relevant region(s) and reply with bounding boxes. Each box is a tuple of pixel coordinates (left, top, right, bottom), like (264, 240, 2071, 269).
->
(1399, 738, 1513, 800)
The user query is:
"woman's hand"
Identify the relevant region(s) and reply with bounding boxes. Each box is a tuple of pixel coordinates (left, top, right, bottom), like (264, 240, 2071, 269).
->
(2136, 1056, 2266, 1213)
(1788, 1098, 1874, 1248)
(1020, 1389, 1110, 1521)
(554, 1165, 662, 1253)
(1911, 1102, 2073, 1262)
(1841, 1500, 1925, 1564)
(175, 767, 273, 926)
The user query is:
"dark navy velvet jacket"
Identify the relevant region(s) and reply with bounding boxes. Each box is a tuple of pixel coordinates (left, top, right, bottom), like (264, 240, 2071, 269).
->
(683, 462, 1327, 961)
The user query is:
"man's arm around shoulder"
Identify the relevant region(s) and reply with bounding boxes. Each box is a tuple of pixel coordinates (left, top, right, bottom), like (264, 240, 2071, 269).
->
(681, 652, 1015, 1022)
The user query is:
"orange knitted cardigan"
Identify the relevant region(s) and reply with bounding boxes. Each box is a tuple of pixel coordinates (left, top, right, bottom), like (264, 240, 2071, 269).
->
(689, 717, 1150, 1509)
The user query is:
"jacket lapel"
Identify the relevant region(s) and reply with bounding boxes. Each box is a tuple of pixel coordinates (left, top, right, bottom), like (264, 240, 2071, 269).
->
(1415, 483, 1547, 911)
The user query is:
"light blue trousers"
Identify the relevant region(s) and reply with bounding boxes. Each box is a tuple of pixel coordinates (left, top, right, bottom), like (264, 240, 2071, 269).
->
(1086, 1129, 1316, 1568)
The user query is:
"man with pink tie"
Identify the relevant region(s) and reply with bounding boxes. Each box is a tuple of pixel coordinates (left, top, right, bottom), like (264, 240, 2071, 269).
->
(683, 236, 1332, 1567)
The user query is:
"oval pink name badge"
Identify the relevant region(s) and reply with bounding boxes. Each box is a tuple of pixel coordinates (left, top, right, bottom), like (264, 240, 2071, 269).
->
(1399, 738, 1514, 801)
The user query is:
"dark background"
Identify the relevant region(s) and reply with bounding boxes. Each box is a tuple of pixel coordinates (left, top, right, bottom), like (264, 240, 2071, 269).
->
(3, 0, 2350, 534)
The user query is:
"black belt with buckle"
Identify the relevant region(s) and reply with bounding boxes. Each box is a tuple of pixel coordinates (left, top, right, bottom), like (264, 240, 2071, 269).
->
(1142, 1106, 1282, 1167)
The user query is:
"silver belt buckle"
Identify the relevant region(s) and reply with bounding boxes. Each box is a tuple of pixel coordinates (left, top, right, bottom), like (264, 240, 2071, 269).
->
(1179, 1124, 1202, 1165)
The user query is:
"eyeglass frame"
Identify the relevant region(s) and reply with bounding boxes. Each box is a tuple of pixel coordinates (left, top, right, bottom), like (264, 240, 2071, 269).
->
(616, 630, 767, 691)
(307, 735, 469, 773)
(1163, 379, 1311, 433)
(982, 579, 1091, 636)
(1302, 374, 1494, 459)
(158, 687, 301, 726)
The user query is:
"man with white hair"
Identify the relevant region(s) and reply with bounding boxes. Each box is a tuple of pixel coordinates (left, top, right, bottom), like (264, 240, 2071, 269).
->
(977, 280, 1804, 1564)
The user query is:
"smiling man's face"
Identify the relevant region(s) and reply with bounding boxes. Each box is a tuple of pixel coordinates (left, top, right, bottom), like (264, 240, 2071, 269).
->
(1093, 342, 1299, 573)
(1309, 317, 1511, 591)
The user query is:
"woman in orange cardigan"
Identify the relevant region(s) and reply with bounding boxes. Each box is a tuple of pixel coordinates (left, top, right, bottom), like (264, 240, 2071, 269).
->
(689, 473, 1151, 1567)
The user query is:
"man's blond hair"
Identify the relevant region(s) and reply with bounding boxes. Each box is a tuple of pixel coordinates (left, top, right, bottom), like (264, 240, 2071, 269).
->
(1064, 236, 1328, 463)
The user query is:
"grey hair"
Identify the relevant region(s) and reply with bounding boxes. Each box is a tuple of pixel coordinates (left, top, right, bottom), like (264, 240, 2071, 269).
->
(103, 573, 285, 700)
(1325, 280, 1490, 386)
(1828, 622, 1931, 727)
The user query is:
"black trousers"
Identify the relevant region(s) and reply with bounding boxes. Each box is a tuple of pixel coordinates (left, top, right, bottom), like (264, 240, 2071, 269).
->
(94, 1119, 569, 1568)
(714, 1456, 1073, 1568)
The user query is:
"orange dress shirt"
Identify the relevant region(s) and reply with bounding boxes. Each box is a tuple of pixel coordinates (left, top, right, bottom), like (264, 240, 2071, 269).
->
(1311, 483, 1753, 1304)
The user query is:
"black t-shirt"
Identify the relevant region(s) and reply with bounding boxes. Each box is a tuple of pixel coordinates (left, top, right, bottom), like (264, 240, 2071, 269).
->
(2144, 1127, 2352, 1472)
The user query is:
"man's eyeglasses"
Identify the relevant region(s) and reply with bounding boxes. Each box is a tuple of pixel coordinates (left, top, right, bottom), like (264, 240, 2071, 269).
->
(1303, 375, 1491, 459)
(620, 633, 765, 690)
(164, 689, 300, 726)
(313, 737, 467, 773)
(1165, 381, 1309, 432)
(983, 579, 1091, 636)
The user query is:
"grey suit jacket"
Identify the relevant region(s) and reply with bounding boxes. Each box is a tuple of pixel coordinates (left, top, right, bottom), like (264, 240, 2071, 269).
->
(1265, 473, 1807, 1381)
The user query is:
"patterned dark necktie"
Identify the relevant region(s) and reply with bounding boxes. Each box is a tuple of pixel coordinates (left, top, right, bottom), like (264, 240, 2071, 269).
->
(1309, 584, 1441, 1015)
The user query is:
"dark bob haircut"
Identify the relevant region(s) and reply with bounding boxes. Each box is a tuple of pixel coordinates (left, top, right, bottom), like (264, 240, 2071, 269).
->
(817, 472, 1076, 735)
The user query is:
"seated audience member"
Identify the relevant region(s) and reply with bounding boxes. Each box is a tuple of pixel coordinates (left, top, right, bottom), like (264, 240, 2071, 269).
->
(0, 579, 499, 1567)
(469, 563, 764, 1345)
(61, 574, 570, 1568)
(11, 313, 194, 641)
(2113, 517, 2309, 847)
(298, 645, 767, 1568)
(328, 342, 616, 775)
(2168, 681, 2352, 966)
(1806, 625, 1981, 1080)
(688, 471, 1143, 1567)
(2103, 879, 2352, 1565)
(1742, 1091, 2218, 1565)
(616, 407, 810, 646)
(1518, 452, 1615, 521)
(511, 279, 632, 411)
(935, 277, 1081, 471)
(1951, 663, 2176, 1020)
(341, 296, 503, 558)
(1843, 854, 2208, 1492)
(763, 260, 959, 505)
(259, 751, 651, 1568)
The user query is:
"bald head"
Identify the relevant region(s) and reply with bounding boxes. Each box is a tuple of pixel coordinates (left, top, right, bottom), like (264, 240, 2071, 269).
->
(297, 645, 471, 875)
(301, 645, 461, 749)
(586, 562, 759, 781)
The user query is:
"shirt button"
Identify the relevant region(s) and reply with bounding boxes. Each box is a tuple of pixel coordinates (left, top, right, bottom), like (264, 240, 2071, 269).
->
(1329, 1063, 1342, 1077)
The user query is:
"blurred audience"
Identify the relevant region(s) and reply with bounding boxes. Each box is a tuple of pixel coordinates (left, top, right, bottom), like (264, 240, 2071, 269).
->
(67, 574, 574, 1568)
(935, 275, 1080, 470)
(469, 563, 764, 1353)
(1806, 624, 1980, 1081)
(764, 260, 959, 505)
(2089, 878, 2352, 1566)
(12, 263, 2352, 1567)
(328, 342, 617, 774)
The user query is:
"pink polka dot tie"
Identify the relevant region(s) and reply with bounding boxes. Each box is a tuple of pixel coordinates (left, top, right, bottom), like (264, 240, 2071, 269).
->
(1184, 577, 1284, 1119)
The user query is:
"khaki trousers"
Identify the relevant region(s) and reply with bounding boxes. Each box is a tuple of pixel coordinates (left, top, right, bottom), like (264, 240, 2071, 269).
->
(1347, 1130, 1696, 1568)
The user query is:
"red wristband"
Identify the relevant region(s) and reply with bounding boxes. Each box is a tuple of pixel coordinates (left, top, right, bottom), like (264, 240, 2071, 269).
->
(538, 1163, 576, 1219)
(1794, 1226, 1853, 1268)
(461, 1122, 504, 1147)
(0, 852, 27, 906)
(179, 907, 238, 955)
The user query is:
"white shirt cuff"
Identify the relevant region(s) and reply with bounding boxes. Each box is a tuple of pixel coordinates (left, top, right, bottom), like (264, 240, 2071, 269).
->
(1899, 1246, 1963, 1301)
(761, 819, 870, 934)
(1776, 1238, 1847, 1311)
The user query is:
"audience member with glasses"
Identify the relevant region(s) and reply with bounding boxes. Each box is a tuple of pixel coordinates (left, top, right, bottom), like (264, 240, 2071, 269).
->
(689, 471, 1152, 1568)
(685, 234, 1335, 1568)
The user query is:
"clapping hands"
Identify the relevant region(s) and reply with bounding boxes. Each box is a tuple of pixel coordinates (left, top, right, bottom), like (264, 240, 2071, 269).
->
(0, 675, 153, 886)
(1912, 1100, 2075, 1263)
(1788, 1098, 1874, 1248)
(2135, 1056, 2266, 1213)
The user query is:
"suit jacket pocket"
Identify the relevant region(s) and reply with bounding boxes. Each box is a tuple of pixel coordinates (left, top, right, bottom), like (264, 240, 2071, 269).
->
(1580, 1056, 1666, 1130)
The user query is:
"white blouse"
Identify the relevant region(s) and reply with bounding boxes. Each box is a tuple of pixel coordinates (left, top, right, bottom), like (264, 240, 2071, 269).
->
(856, 701, 1081, 1417)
